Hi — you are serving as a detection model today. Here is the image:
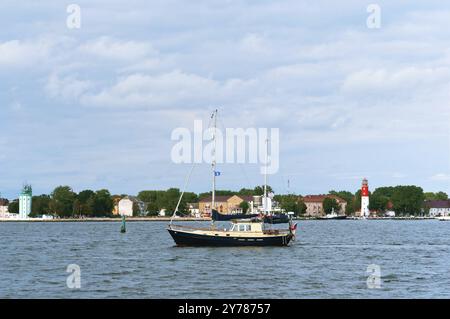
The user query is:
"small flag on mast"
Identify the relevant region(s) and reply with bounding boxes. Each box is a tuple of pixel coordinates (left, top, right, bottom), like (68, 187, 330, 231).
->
(214, 171, 221, 176)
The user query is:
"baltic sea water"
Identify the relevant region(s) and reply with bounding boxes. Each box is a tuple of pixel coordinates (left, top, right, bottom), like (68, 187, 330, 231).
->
(1, 220, 449, 298)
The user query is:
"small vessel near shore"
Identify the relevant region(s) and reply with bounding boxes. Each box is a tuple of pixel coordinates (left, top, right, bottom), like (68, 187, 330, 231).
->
(317, 208, 347, 220)
(167, 110, 296, 247)
(436, 216, 450, 221)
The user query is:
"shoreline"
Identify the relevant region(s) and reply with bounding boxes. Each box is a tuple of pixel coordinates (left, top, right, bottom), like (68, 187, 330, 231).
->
(0, 217, 210, 222)
(0, 216, 438, 222)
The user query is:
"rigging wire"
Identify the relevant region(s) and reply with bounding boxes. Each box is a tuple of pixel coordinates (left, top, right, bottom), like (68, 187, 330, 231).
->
(169, 111, 215, 225)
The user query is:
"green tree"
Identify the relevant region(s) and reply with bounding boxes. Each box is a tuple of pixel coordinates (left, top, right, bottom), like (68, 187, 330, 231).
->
(253, 185, 274, 196)
(424, 191, 448, 201)
(183, 192, 198, 204)
(323, 197, 340, 215)
(31, 195, 51, 217)
(391, 185, 424, 216)
(373, 186, 395, 199)
(435, 192, 448, 200)
(132, 201, 141, 217)
(146, 202, 159, 216)
(369, 193, 389, 213)
(238, 188, 254, 196)
(353, 189, 362, 213)
(77, 190, 95, 216)
(329, 190, 355, 215)
(90, 189, 113, 217)
(50, 186, 76, 217)
(277, 195, 305, 216)
(163, 188, 186, 213)
(239, 201, 250, 214)
(139, 188, 187, 215)
(8, 200, 19, 215)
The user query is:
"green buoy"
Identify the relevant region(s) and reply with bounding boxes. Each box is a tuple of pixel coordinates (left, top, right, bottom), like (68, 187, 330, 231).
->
(120, 215, 126, 233)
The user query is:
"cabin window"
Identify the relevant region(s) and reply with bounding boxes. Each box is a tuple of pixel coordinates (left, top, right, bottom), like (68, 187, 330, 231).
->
(237, 224, 251, 232)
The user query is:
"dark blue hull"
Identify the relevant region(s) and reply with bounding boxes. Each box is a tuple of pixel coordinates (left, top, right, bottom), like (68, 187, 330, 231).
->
(168, 228, 292, 247)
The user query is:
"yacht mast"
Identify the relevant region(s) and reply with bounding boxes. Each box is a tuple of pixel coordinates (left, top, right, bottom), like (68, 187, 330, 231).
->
(211, 109, 218, 214)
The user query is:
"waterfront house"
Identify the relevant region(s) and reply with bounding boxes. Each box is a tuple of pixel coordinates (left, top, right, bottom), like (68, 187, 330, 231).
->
(118, 196, 146, 217)
(158, 208, 167, 217)
(187, 203, 200, 217)
(0, 198, 9, 217)
(303, 194, 347, 217)
(424, 200, 450, 217)
(198, 195, 255, 215)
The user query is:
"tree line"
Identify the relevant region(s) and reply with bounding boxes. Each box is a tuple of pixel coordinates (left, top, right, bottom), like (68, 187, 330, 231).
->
(6, 184, 447, 218)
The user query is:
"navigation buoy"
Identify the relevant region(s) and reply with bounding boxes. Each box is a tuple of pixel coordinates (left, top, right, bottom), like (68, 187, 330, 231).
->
(120, 215, 126, 233)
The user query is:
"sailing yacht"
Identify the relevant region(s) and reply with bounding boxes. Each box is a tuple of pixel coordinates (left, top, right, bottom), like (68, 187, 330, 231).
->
(167, 110, 296, 247)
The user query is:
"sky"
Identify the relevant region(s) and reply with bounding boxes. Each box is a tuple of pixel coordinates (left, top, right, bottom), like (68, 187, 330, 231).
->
(1, 0, 450, 199)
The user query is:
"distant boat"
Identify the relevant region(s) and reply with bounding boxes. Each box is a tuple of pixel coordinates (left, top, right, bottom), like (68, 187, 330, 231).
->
(317, 208, 347, 220)
(436, 216, 450, 221)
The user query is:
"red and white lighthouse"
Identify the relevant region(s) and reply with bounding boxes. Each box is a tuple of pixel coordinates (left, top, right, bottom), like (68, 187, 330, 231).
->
(361, 178, 370, 217)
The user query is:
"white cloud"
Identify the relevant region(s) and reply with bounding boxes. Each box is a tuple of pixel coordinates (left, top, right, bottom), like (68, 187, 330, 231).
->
(0, 39, 50, 67)
(430, 174, 450, 181)
(239, 33, 270, 54)
(81, 70, 219, 108)
(78, 37, 157, 61)
(45, 73, 93, 100)
(341, 67, 450, 95)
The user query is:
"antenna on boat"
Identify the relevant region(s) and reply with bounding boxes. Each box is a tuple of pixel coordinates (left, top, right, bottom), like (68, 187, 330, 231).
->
(263, 137, 269, 214)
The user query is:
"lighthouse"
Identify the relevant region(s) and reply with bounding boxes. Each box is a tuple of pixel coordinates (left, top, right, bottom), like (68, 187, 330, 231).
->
(361, 178, 370, 218)
(19, 184, 32, 219)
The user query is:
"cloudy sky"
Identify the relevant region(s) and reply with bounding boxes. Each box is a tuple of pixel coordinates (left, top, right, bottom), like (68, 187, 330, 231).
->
(1, 0, 450, 199)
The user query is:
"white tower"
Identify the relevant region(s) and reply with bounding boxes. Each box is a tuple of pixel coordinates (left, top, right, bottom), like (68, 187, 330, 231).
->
(19, 185, 32, 219)
(361, 178, 370, 218)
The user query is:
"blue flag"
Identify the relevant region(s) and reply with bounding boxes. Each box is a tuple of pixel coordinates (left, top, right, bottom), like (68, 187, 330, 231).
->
(214, 171, 221, 176)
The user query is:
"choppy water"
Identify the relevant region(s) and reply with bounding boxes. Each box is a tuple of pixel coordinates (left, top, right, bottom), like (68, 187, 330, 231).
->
(1, 220, 450, 298)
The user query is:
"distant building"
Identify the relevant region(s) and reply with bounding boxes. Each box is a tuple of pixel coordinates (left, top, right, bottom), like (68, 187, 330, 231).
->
(0, 198, 9, 217)
(118, 196, 146, 217)
(198, 195, 255, 215)
(384, 211, 396, 217)
(303, 194, 347, 217)
(19, 185, 32, 219)
(158, 208, 167, 217)
(425, 200, 450, 217)
(187, 203, 200, 217)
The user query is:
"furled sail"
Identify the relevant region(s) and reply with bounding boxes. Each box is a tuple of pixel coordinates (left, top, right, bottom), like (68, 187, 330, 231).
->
(263, 214, 290, 224)
(211, 209, 258, 221)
